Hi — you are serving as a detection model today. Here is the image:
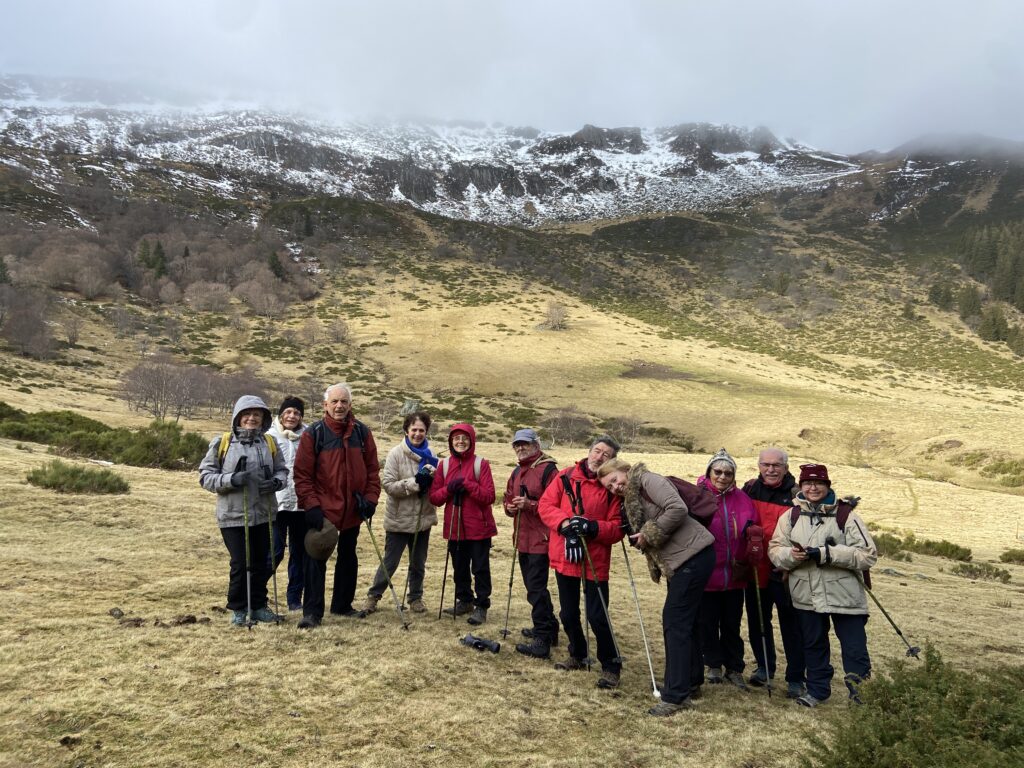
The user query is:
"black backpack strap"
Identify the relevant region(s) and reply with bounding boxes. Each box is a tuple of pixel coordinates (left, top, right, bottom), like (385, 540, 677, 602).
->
(540, 462, 558, 489)
(560, 474, 584, 516)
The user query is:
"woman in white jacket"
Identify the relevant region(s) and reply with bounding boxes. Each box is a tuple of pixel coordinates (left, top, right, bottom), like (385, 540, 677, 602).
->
(267, 396, 308, 611)
(362, 411, 439, 614)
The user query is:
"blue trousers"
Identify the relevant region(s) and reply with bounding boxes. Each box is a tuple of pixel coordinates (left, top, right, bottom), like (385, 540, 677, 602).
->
(796, 609, 871, 701)
(272, 509, 307, 608)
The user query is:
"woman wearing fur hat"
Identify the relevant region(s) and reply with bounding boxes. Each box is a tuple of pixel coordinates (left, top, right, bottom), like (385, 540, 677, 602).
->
(268, 396, 308, 611)
(697, 449, 758, 689)
(199, 395, 289, 626)
(768, 463, 877, 707)
(598, 458, 715, 716)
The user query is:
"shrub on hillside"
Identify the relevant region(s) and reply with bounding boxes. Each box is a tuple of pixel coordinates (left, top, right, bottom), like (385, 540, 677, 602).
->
(951, 562, 1012, 584)
(873, 532, 907, 558)
(902, 533, 972, 562)
(0, 402, 207, 470)
(27, 460, 129, 494)
(805, 645, 1024, 768)
(999, 548, 1024, 565)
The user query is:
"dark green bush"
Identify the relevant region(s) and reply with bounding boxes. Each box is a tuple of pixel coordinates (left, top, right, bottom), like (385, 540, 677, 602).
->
(806, 644, 1024, 768)
(27, 460, 129, 494)
(0, 402, 207, 470)
(873, 532, 906, 558)
(902, 533, 972, 562)
(999, 548, 1024, 565)
(951, 562, 1012, 584)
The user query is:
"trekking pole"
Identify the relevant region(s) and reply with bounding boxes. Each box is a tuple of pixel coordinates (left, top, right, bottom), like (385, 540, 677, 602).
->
(499, 491, 524, 639)
(452, 494, 463, 621)
(750, 571, 773, 698)
(580, 536, 624, 666)
(365, 520, 410, 630)
(239, 456, 254, 629)
(860, 575, 921, 659)
(401, 503, 424, 610)
(262, 465, 281, 624)
(619, 539, 660, 699)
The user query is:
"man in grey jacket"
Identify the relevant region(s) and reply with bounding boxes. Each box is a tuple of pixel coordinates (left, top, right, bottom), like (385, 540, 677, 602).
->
(199, 395, 289, 626)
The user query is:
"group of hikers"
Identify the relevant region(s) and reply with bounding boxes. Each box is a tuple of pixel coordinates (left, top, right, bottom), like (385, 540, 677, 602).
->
(199, 384, 878, 717)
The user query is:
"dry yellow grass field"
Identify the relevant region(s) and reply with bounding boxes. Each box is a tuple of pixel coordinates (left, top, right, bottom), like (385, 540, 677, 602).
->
(2, 264, 1024, 766)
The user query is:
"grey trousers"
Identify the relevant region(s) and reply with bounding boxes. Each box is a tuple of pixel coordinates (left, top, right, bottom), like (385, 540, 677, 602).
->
(368, 529, 432, 602)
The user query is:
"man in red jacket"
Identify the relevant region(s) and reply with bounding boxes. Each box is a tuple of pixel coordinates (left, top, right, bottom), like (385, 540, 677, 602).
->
(742, 446, 805, 697)
(538, 435, 625, 689)
(503, 428, 559, 659)
(293, 383, 381, 629)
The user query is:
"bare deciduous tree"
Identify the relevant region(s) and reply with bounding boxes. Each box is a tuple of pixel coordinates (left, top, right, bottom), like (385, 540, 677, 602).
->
(61, 311, 82, 346)
(369, 398, 399, 434)
(328, 317, 351, 345)
(541, 405, 593, 448)
(0, 287, 53, 358)
(299, 317, 321, 346)
(545, 300, 568, 330)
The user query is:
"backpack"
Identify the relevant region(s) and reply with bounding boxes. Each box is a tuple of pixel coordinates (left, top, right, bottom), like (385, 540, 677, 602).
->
(510, 461, 558, 498)
(439, 455, 483, 481)
(642, 476, 718, 528)
(789, 497, 872, 588)
(218, 432, 277, 464)
(307, 418, 369, 462)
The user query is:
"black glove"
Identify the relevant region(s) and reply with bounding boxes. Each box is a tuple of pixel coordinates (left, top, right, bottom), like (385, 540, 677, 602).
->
(230, 469, 255, 488)
(564, 531, 584, 564)
(258, 477, 282, 494)
(447, 476, 465, 496)
(354, 492, 376, 521)
(804, 546, 822, 564)
(567, 515, 598, 539)
(414, 470, 433, 493)
(305, 506, 325, 531)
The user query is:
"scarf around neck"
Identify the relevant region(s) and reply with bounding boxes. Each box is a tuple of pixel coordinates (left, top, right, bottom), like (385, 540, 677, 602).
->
(405, 436, 438, 471)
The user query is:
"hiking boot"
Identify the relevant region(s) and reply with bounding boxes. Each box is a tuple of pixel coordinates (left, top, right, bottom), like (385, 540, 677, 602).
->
(724, 670, 749, 691)
(748, 667, 768, 687)
(330, 607, 363, 618)
(230, 610, 248, 626)
(287, 602, 303, 612)
(706, 666, 724, 684)
(786, 682, 807, 699)
(795, 693, 824, 708)
(467, 607, 487, 626)
(361, 594, 381, 615)
(408, 598, 427, 613)
(442, 601, 474, 617)
(648, 699, 695, 717)
(522, 627, 558, 646)
(515, 637, 551, 659)
(553, 656, 586, 671)
(252, 607, 282, 623)
(596, 670, 620, 689)
(297, 614, 320, 629)
(689, 685, 703, 700)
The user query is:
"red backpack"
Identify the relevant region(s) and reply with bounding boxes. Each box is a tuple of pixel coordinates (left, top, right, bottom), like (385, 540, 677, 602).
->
(642, 476, 718, 527)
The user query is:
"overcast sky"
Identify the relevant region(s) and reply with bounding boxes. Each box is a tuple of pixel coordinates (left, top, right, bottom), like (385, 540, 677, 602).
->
(3, 0, 1022, 153)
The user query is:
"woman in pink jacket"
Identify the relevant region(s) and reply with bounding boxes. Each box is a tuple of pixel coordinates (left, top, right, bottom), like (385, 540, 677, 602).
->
(429, 423, 497, 626)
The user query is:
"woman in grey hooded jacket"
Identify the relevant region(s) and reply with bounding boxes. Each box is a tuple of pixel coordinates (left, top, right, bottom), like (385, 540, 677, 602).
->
(199, 395, 289, 626)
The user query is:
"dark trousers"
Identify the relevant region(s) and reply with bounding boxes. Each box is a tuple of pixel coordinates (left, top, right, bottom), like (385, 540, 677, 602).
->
(699, 588, 746, 672)
(450, 538, 492, 609)
(272, 509, 307, 607)
(221, 526, 271, 611)
(752, 578, 806, 683)
(555, 571, 620, 673)
(796, 610, 871, 701)
(519, 552, 559, 642)
(369, 529, 431, 602)
(662, 545, 715, 704)
(303, 524, 360, 619)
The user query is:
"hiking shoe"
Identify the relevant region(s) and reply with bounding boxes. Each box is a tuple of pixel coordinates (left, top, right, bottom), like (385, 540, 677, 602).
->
(287, 602, 303, 612)
(515, 638, 551, 659)
(252, 607, 282, 623)
(466, 607, 488, 626)
(230, 610, 248, 626)
(554, 656, 586, 671)
(748, 667, 768, 687)
(786, 682, 807, 699)
(297, 614, 320, 629)
(649, 699, 695, 717)
(795, 693, 824, 708)
(724, 670, 749, 691)
(408, 598, 427, 613)
(596, 670, 620, 689)
(706, 667, 724, 684)
(361, 594, 381, 615)
(442, 601, 474, 617)
(330, 607, 363, 618)
(689, 685, 703, 700)
(522, 627, 558, 646)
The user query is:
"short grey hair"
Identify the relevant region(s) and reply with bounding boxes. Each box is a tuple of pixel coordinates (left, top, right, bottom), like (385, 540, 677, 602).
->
(323, 383, 353, 403)
(758, 447, 789, 465)
(591, 434, 621, 456)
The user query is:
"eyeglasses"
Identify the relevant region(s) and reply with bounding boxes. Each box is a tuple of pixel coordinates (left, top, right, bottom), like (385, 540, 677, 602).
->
(711, 469, 734, 477)
(758, 462, 785, 470)
(801, 480, 828, 487)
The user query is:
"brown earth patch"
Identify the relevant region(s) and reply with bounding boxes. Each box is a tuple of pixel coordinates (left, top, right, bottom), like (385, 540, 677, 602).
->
(620, 359, 694, 380)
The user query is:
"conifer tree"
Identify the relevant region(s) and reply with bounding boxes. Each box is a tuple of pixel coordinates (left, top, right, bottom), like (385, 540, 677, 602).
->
(268, 251, 286, 281)
(957, 284, 983, 320)
(137, 239, 151, 268)
(152, 241, 167, 278)
(977, 305, 1009, 341)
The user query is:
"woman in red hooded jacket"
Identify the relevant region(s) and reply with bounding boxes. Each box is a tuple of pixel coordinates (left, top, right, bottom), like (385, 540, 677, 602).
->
(429, 423, 497, 626)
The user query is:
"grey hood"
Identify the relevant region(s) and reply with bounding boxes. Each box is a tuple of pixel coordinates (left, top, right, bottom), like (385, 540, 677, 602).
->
(231, 395, 272, 435)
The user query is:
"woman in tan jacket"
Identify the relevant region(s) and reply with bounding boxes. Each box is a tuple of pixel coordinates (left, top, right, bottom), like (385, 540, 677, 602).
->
(599, 458, 715, 717)
(362, 411, 439, 614)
